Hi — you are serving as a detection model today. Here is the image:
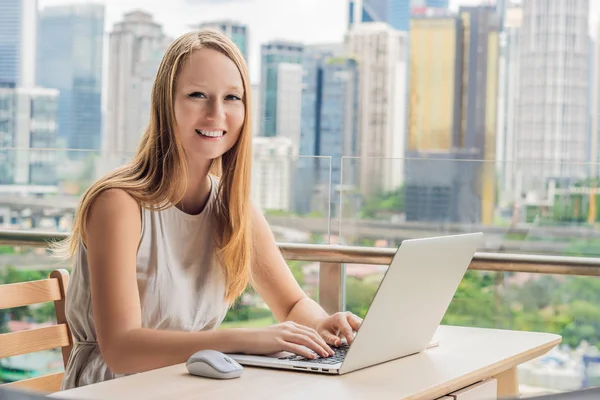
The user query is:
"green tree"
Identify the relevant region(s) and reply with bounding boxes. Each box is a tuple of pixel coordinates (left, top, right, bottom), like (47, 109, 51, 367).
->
(359, 186, 405, 219)
(345, 276, 379, 318)
(553, 276, 600, 304)
(504, 275, 562, 312)
(443, 271, 503, 328)
(559, 301, 600, 348)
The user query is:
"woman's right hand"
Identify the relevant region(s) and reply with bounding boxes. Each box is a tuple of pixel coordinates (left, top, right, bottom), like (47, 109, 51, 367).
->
(239, 321, 335, 359)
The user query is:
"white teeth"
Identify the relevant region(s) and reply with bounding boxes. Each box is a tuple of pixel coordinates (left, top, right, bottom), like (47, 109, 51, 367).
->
(196, 129, 224, 138)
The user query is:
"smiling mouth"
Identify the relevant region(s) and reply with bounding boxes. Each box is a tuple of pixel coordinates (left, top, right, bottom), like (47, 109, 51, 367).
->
(195, 129, 226, 138)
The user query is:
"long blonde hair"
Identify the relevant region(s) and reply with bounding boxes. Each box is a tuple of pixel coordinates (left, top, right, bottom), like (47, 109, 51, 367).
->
(55, 30, 253, 303)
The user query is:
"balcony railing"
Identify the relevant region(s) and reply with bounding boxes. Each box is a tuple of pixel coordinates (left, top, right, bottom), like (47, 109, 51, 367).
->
(2, 230, 600, 315)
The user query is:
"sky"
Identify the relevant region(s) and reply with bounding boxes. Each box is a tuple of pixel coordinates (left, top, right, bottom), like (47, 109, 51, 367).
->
(38, 0, 600, 85)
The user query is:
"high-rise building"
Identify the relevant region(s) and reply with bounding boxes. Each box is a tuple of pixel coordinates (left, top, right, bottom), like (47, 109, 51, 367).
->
(0, 0, 22, 86)
(296, 47, 359, 216)
(412, 0, 449, 9)
(276, 63, 303, 153)
(260, 40, 303, 137)
(251, 137, 294, 212)
(251, 84, 260, 136)
(348, 0, 411, 31)
(458, 6, 499, 155)
(105, 11, 171, 156)
(195, 21, 248, 62)
(516, 0, 590, 194)
(0, 0, 37, 87)
(497, 5, 523, 201)
(37, 3, 104, 154)
(592, 14, 600, 180)
(408, 17, 462, 152)
(406, 7, 500, 224)
(346, 22, 408, 197)
(404, 149, 482, 223)
(0, 85, 59, 186)
(495, 0, 507, 29)
(425, 0, 447, 7)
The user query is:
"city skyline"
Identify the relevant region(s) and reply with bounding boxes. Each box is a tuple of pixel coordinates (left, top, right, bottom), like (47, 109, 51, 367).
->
(37, 0, 600, 85)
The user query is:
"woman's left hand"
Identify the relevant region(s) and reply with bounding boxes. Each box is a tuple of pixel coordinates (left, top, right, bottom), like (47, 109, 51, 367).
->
(314, 311, 363, 347)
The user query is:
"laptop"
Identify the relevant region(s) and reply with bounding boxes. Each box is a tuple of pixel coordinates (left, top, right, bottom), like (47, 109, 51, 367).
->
(228, 232, 484, 375)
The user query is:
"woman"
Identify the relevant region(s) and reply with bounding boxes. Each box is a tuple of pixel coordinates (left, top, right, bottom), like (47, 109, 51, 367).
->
(56, 29, 362, 390)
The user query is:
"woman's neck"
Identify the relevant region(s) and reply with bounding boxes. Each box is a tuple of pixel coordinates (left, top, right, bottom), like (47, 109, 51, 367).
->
(176, 159, 213, 215)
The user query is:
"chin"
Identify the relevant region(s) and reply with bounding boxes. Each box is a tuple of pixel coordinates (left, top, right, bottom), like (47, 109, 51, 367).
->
(194, 149, 228, 162)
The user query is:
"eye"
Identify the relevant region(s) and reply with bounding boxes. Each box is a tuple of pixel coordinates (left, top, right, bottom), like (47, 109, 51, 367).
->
(188, 92, 206, 99)
(225, 94, 242, 101)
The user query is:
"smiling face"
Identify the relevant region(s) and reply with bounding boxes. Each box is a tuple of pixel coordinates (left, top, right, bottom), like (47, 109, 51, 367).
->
(173, 47, 246, 165)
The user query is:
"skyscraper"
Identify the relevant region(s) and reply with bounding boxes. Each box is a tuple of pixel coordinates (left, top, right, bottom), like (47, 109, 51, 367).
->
(408, 17, 462, 152)
(37, 3, 104, 153)
(516, 0, 590, 193)
(0, 0, 37, 87)
(590, 11, 600, 181)
(275, 63, 303, 152)
(0, 0, 22, 86)
(295, 46, 359, 216)
(196, 21, 248, 62)
(260, 40, 303, 137)
(346, 22, 408, 196)
(412, 0, 449, 8)
(105, 11, 171, 156)
(0, 86, 59, 185)
(251, 137, 294, 212)
(405, 7, 500, 224)
(348, 0, 411, 32)
(458, 6, 500, 154)
(497, 5, 523, 201)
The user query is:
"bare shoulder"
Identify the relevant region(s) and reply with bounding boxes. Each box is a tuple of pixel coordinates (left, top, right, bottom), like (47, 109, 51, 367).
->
(87, 188, 139, 222)
(249, 203, 279, 254)
(85, 188, 141, 244)
(90, 188, 138, 210)
(250, 202, 269, 232)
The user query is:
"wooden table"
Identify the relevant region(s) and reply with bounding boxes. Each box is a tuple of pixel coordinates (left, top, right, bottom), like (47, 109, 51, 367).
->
(50, 326, 561, 400)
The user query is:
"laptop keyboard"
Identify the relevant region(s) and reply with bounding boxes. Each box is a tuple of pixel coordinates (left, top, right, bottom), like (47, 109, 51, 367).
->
(278, 343, 350, 364)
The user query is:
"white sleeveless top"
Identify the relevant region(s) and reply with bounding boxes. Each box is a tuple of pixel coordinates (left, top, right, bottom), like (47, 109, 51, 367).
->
(61, 175, 229, 390)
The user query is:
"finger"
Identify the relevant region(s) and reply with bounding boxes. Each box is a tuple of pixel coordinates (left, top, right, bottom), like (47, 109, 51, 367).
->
(283, 342, 318, 359)
(289, 322, 333, 352)
(320, 330, 342, 347)
(346, 312, 363, 332)
(338, 318, 355, 345)
(285, 333, 330, 358)
(294, 325, 334, 355)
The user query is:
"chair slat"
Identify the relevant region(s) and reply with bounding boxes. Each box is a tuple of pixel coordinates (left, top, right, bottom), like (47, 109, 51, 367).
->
(0, 278, 61, 309)
(1, 371, 64, 393)
(0, 324, 70, 358)
(50, 269, 73, 368)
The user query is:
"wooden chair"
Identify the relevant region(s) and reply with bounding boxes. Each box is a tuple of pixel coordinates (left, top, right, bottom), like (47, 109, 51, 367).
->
(0, 269, 72, 393)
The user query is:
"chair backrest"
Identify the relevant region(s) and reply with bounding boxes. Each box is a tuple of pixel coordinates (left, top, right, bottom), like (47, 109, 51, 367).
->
(0, 269, 72, 393)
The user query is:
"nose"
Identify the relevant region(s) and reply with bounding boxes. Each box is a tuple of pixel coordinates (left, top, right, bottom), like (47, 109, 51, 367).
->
(206, 98, 225, 121)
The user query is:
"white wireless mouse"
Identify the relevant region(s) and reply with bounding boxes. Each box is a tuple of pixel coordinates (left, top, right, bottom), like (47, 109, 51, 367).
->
(186, 350, 244, 379)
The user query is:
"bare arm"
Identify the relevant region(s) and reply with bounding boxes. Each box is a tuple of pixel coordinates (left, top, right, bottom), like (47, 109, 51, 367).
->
(249, 205, 329, 328)
(250, 205, 361, 346)
(86, 190, 332, 375)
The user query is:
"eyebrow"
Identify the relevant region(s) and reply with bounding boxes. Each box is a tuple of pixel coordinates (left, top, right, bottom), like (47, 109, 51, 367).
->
(188, 82, 244, 93)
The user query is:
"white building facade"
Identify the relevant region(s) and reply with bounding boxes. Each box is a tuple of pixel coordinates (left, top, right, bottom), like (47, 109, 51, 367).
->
(516, 0, 590, 194)
(251, 136, 294, 212)
(345, 22, 408, 196)
(105, 11, 171, 156)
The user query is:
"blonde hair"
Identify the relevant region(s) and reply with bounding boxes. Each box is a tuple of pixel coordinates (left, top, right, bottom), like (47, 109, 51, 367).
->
(55, 30, 253, 303)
